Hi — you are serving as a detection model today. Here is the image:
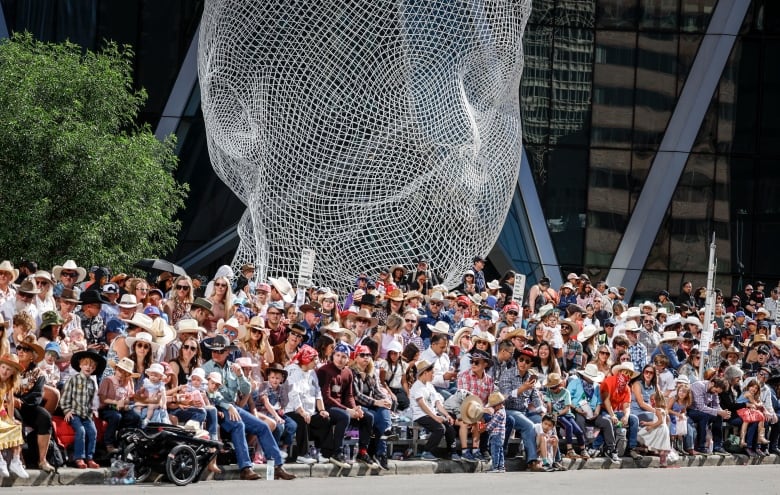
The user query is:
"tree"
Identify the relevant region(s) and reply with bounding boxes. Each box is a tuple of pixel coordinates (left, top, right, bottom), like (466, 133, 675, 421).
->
(0, 33, 188, 272)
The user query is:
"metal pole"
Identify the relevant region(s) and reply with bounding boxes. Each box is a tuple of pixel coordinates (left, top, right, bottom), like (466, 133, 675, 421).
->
(699, 233, 717, 379)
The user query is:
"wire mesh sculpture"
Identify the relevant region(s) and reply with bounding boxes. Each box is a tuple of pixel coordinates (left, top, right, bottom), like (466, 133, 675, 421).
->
(198, 1, 531, 292)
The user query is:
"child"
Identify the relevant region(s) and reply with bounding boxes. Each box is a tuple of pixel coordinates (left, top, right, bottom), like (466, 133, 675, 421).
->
(409, 360, 458, 460)
(737, 378, 769, 449)
(534, 414, 562, 471)
(483, 392, 507, 473)
(667, 383, 691, 454)
(543, 373, 588, 458)
(61, 350, 107, 469)
(65, 327, 88, 354)
(637, 391, 672, 467)
(257, 363, 297, 459)
(0, 354, 29, 478)
(38, 342, 61, 388)
(181, 367, 207, 407)
(135, 363, 167, 427)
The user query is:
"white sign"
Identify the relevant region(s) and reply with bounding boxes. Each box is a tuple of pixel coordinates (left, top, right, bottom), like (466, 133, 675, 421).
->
(297, 248, 316, 288)
(295, 287, 307, 309)
(512, 274, 526, 304)
(699, 322, 716, 352)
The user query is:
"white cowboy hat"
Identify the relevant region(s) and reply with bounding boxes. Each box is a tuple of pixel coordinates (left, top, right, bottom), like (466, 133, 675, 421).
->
(577, 363, 605, 383)
(487, 280, 501, 291)
(611, 361, 639, 378)
(622, 320, 639, 332)
(0, 261, 19, 281)
(176, 318, 207, 336)
(658, 330, 682, 344)
(427, 291, 446, 304)
(577, 324, 599, 342)
(118, 294, 138, 309)
(625, 307, 642, 319)
(453, 326, 475, 346)
(683, 316, 703, 329)
(472, 330, 496, 344)
(109, 357, 140, 378)
(121, 312, 154, 332)
(149, 318, 176, 346)
(537, 303, 555, 319)
(427, 321, 451, 335)
(125, 331, 160, 354)
(662, 314, 683, 328)
(52, 260, 87, 283)
(268, 276, 295, 303)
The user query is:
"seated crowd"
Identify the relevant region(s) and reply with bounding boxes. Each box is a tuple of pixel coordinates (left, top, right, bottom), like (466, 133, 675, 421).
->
(0, 257, 779, 479)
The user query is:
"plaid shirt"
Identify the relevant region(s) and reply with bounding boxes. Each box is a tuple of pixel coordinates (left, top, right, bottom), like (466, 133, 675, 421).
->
(627, 342, 647, 372)
(497, 367, 541, 413)
(457, 369, 494, 403)
(402, 330, 424, 351)
(61, 373, 97, 418)
(485, 406, 506, 439)
(690, 380, 721, 416)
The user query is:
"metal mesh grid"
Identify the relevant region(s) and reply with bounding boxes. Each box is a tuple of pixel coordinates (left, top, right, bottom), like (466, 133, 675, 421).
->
(199, 0, 531, 292)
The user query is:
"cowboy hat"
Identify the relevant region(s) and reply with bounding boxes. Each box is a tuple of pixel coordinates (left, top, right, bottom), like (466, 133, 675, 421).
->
(318, 290, 339, 303)
(117, 294, 138, 309)
(359, 293, 382, 308)
(288, 323, 307, 338)
(622, 320, 640, 332)
(122, 312, 154, 332)
(268, 276, 295, 303)
(749, 334, 771, 348)
(203, 334, 239, 353)
(537, 303, 555, 319)
(0, 353, 22, 372)
(577, 324, 599, 343)
(487, 280, 501, 291)
(427, 321, 451, 335)
(486, 391, 506, 408)
(625, 307, 642, 319)
(426, 292, 446, 304)
(0, 261, 18, 281)
(300, 301, 322, 314)
(126, 331, 161, 354)
(468, 349, 493, 369)
(460, 394, 484, 424)
(33, 270, 55, 286)
(404, 290, 423, 301)
(207, 371, 223, 385)
(59, 288, 81, 303)
(385, 339, 403, 354)
(149, 318, 176, 346)
(17, 278, 40, 295)
(71, 350, 107, 376)
(577, 363, 605, 383)
(247, 316, 266, 330)
(175, 318, 207, 336)
(611, 361, 639, 378)
(658, 330, 683, 344)
(235, 356, 259, 369)
(52, 260, 87, 283)
(544, 372, 564, 388)
(683, 316, 703, 328)
(109, 357, 140, 378)
(320, 321, 345, 334)
(191, 297, 214, 314)
(719, 346, 743, 359)
(18, 336, 44, 363)
(263, 362, 288, 383)
(386, 288, 405, 302)
(472, 330, 496, 344)
(340, 328, 358, 345)
(217, 316, 245, 339)
(453, 326, 474, 346)
(415, 359, 435, 376)
(79, 290, 108, 305)
(389, 265, 408, 277)
(559, 318, 578, 332)
(352, 309, 379, 327)
(502, 327, 527, 341)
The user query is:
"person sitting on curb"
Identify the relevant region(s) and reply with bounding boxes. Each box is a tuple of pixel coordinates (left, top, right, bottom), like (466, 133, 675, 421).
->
(409, 359, 459, 461)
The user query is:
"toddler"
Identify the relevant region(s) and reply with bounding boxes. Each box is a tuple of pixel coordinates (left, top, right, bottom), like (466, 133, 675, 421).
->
(135, 363, 167, 426)
(535, 414, 561, 471)
(61, 350, 105, 469)
(38, 342, 61, 387)
(737, 378, 769, 449)
(483, 392, 507, 473)
(65, 327, 88, 354)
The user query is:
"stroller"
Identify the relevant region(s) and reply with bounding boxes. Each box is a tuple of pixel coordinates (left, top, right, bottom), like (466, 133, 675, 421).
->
(116, 423, 223, 486)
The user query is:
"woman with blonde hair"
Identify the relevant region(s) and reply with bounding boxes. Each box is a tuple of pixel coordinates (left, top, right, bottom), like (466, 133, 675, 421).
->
(0, 354, 29, 478)
(205, 276, 234, 333)
(126, 278, 151, 311)
(241, 316, 274, 381)
(592, 344, 614, 377)
(163, 275, 194, 326)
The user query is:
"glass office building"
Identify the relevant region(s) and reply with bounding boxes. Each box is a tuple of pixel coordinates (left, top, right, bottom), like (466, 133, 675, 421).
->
(1, 0, 778, 301)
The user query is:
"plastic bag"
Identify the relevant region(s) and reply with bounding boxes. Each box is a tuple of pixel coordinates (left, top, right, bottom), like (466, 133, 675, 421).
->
(676, 414, 687, 436)
(106, 459, 135, 485)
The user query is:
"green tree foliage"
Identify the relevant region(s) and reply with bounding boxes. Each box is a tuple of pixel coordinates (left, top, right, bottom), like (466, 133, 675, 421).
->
(0, 33, 188, 272)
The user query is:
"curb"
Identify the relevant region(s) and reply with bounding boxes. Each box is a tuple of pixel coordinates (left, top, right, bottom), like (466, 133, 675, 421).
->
(4, 453, 778, 486)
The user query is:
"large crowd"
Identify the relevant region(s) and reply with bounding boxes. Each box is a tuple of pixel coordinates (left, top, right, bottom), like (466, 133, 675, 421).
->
(0, 256, 778, 480)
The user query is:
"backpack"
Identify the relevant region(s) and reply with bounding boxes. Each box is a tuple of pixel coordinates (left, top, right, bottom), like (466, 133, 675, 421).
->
(24, 431, 67, 471)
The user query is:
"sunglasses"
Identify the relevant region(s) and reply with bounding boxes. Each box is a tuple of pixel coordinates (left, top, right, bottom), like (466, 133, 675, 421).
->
(137, 288, 149, 292)
(136, 343, 151, 350)
(457, 304, 468, 309)
(182, 344, 198, 351)
(176, 285, 191, 291)
(517, 357, 533, 364)
(471, 360, 486, 366)
(36, 281, 49, 286)
(214, 282, 228, 288)
(599, 351, 610, 355)
(16, 346, 32, 353)
(212, 348, 228, 354)
(507, 311, 518, 316)
(250, 328, 264, 334)
(61, 272, 79, 278)
(405, 319, 417, 323)
(358, 353, 372, 358)
(430, 302, 443, 306)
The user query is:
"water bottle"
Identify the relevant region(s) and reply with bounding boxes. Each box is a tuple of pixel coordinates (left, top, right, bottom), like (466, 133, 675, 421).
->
(579, 399, 593, 419)
(266, 458, 275, 480)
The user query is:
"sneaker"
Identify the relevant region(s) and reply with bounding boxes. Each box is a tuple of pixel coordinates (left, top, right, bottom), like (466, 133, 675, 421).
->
(487, 468, 505, 473)
(587, 448, 601, 458)
(317, 452, 329, 463)
(280, 450, 289, 460)
(552, 461, 567, 471)
(0, 459, 9, 477)
(472, 450, 485, 462)
(355, 453, 380, 469)
(296, 455, 317, 465)
(461, 450, 477, 463)
(449, 452, 461, 461)
(8, 458, 29, 479)
(712, 447, 730, 455)
(608, 451, 622, 464)
(374, 454, 389, 470)
(329, 453, 351, 468)
(629, 449, 643, 460)
(419, 451, 438, 461)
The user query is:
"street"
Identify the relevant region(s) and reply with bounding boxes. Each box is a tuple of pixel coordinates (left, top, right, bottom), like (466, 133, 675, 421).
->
(8, 464, 778, 495)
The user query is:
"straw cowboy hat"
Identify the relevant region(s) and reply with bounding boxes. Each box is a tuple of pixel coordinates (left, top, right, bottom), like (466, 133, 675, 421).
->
(268, 276, 295, 303)
(748, 334, 771, 348)
(460, 395, 485, 424)
(404, 290, 423, 301)
(18, 336, 44, 363)
(662, 314, 683, 329)
(622, 320, 640, 333)
(486, 391, 506, 408)
(17, 278, 40, 295)
(109, 357, 140, 378)
(352, 309, 379, 328)
(502, 327, 527, 340)
(559, 318, 577, 333)
(719, 346, 743, 359)
(122, 312, 154, 332)
(118, 294, 138, 309)
(386, 288, 405, 302)
(472, 330, 496, 344)
(176, 318, 207, 336)
(453, 326, 474, 346)
(544, 372, 564, 388)
(33, 270, 55, 286)
(247, 316, 266, 330)
(415, 359, 435, 377)
(658, 330, 683, 344)
(427, 321, 451, 335)
(149, 317, 176, 346)
(611, 361, 639, 378)
(389, 265, 408, 277)
(0, 353, 22, 372)
(320, 321, 346, 335)
(577, 363, 605, 383)
(52, 260, 87, 283)
(577, 324, 599, 343)
(625, 307, 642, 319)
(0, 261, 18, 281)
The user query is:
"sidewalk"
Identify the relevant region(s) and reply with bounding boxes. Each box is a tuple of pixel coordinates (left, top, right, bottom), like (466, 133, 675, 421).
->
(4, 452, 779, 486)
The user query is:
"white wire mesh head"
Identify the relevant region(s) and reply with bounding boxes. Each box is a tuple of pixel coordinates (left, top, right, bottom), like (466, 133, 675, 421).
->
(199, 1, 531, 293)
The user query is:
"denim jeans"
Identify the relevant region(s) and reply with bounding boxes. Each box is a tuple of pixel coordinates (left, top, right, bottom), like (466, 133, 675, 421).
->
(363, 406, 392, 455)
(220, 411, 252, 470)
(688, 408, 723, 451)
(237, 407, 284, 465)
(489, 434, 504, 469)
(504, 409, 538, 461)
(99, 408, 141, 448)
(70, 415, 97, 461)
(271, 415, 298, 448)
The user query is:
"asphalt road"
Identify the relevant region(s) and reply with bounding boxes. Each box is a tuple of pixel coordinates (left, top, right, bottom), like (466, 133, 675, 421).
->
(8, 464, 778, 495)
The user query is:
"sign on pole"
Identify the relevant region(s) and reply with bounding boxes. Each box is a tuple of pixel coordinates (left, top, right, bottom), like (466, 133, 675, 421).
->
(512, 274, 526, 304)
(297, 248, 316, 288)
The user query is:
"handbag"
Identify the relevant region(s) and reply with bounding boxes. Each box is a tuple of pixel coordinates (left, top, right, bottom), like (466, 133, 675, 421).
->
(737, 407, 765, 423)
(675, 414, 687, 436)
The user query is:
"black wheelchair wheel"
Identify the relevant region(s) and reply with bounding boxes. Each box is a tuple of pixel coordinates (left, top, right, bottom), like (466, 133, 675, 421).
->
(165, 444, 199, 486)
(135, 465, 153, 483)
